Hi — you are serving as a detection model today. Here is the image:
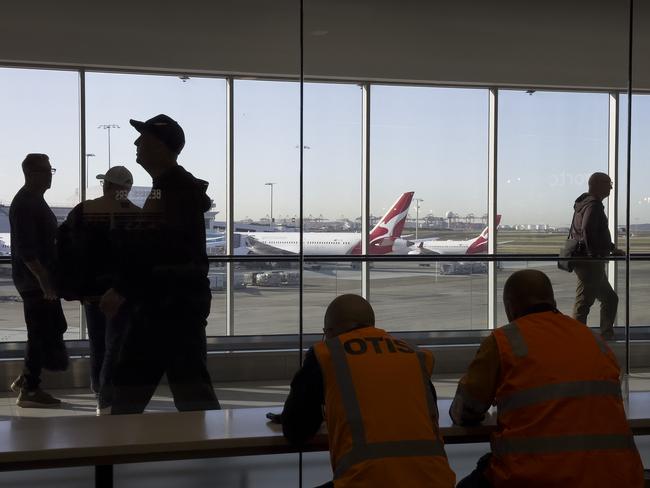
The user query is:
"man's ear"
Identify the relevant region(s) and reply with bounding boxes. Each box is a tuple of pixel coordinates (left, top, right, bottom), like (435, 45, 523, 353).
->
(503, 299, 513, 323)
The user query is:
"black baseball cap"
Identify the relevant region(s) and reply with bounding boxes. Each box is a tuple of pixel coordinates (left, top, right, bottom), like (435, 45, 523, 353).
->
(129, 114, 185, 155)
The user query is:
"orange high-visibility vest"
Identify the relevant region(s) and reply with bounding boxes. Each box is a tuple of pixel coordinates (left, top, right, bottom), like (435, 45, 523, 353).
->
(488, 311, 643, 487)
(313, 326, 455, 488)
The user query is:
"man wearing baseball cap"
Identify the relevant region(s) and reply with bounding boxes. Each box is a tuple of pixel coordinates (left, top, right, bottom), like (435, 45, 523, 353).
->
(58, 165, 140, 414)
(100, 114, 220, 414)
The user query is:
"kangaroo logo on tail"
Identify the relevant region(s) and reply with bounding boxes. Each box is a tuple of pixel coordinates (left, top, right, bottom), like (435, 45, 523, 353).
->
(370, 192, 414, 245)
(466, 214, 502, 254)
(350, 192, 414, 255)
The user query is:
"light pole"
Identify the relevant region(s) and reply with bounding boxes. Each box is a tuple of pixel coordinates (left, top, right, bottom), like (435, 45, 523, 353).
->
(414, 198, 424, 239)
(265, 182, 276, 229)
(85, 153, 95, 188)
(98, 124, 120, 169)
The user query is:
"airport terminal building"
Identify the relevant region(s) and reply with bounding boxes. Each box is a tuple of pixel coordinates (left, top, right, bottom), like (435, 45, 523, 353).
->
(0, 0, 649, 486)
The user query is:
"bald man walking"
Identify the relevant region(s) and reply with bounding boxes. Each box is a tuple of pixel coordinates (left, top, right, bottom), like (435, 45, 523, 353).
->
(452, 270, 642, 488)
(277, 294, 455, 488)
(570, 172, 624, 340)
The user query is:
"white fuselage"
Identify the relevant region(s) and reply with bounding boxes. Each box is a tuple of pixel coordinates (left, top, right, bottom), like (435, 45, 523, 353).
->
(390, 237, 477, 255)
(418, 239, 474, 255)
(248, 232, 362, 255)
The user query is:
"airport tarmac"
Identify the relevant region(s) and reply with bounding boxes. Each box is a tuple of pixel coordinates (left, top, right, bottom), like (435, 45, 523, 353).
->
(2, 260, 649, 340)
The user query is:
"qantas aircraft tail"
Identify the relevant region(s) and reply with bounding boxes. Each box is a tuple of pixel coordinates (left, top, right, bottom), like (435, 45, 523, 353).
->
(349, 192, 414, 255)
(466, 214, 502, 254)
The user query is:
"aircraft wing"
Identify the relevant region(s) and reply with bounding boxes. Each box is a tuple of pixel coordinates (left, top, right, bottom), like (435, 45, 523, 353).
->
(246, 236, 296, 255)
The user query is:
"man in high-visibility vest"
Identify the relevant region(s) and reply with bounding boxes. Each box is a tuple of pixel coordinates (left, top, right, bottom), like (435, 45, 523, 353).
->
(452, 269, 643, 488)
(275, 294, 455, 487)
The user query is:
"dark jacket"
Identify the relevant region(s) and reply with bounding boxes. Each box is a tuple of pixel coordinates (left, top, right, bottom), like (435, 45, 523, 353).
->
(57, 196, 140, 300)
(9, 187, 58, 293)
(114, 165, 212, 312)
(570, 193, 614, 258)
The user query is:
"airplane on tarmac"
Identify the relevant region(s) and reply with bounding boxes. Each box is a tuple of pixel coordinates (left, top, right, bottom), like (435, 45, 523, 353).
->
(389, 215, 503, 274)
(242, 192, 415, 255)
(401, 215, 502, 256)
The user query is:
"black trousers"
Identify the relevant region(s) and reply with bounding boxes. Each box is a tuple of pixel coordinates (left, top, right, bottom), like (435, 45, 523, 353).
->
(456, 453, 493, 488)
(111, 302, 220, 414)
(20, 291, 68, 390)
(85, 301, 129, 408)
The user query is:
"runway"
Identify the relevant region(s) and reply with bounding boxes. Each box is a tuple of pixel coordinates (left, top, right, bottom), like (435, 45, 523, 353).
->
(1, 260, 649, 341)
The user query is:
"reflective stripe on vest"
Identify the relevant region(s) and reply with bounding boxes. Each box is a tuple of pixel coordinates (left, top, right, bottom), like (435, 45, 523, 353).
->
(497, 380, 622, 413)
(590, 329, 611, 355)
(325, 338, 446, 480)
(492, 433, 636, 456)
(501, 321, 528, 357)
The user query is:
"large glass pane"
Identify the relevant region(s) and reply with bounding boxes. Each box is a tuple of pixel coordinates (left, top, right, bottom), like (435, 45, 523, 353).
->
(369, 85, 489, 330)
(303, 82, 362, 256)
(85, 72, 227, 335)
(371, 260, 488, 331)
(233, 80, 300, 335)
(497, 90, 609, 254)
(0, 67, 81, 340)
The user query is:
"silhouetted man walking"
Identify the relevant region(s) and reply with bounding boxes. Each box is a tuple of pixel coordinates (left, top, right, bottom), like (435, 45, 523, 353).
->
(101, 114, 219, 413)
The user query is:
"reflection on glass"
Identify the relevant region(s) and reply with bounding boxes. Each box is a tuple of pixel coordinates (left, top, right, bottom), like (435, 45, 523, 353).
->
(497, 90, 608, 254)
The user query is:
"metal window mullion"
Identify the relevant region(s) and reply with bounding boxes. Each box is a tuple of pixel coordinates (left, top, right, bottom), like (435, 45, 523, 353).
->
(226, 77, 235, 336)
(607, 93, 619, 313)
(79, 68, 87, 340)
(361, 83, 371, 300)
(624, 0, 634, 375)
(487, 88, 498, 330)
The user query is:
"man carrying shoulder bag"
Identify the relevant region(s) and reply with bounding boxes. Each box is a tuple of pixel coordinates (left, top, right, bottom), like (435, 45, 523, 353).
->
(560, 172, 624, 340)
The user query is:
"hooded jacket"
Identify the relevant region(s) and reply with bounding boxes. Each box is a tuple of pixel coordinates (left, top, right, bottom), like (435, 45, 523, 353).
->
(114, 164, 212, 307)
(570, 193, 614, 258)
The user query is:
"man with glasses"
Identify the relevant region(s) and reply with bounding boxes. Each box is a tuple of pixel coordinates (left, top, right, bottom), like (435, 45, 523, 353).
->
(9, 153, 67, 407)
(273, 294, 455, 488)
(570, 172, 624, 340)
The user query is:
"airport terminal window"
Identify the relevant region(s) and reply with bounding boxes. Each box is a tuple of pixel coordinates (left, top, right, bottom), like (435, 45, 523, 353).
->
(618, 94, 650, 328)
(0, 67, 81, 340)
(497, 90, 609, 253)
(496, 90, 609, 327)
(369, 85, 489, 330)
(301, 82, 363, 331)
(233, 80, 300, 334)
(85, 71, 228, 335)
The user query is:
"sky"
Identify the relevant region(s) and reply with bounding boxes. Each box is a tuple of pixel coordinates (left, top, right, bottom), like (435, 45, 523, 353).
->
(1, 67, 650, 227)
